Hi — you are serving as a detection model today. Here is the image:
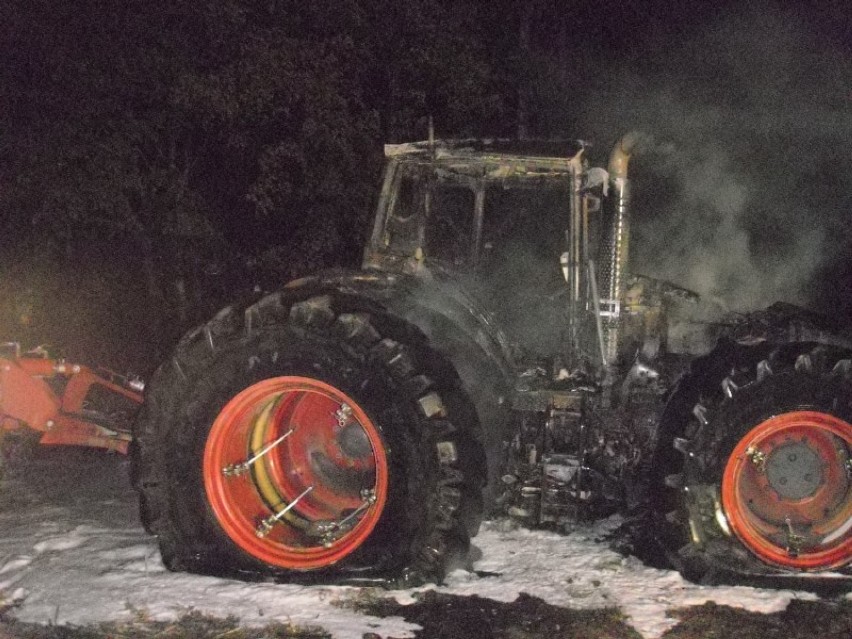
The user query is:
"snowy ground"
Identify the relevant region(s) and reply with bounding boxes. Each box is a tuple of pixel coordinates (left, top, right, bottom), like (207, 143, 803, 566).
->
(0, 448, 845, 638)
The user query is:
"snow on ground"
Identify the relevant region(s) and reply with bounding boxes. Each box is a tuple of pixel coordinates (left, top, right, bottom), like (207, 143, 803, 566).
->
(0, 449, 843, 638)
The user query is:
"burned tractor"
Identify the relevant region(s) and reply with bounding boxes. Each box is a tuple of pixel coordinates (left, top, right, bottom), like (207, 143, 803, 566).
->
(133, 135, 852, 586)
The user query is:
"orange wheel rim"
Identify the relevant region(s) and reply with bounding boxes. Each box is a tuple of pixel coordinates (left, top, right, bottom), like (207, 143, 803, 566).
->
(722, 410, 852, 571)
(203, 377, 388, 570)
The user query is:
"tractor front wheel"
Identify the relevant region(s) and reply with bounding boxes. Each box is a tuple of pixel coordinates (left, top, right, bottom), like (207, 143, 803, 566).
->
(675, 349, 852, 579)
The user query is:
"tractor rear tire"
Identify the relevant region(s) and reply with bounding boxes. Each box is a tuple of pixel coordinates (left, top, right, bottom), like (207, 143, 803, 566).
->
(133, 294, 483, 585)
(671, 348, 852, 580)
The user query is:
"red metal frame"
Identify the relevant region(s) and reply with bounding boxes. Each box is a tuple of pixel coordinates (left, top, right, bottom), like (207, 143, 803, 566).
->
(722, 410, 852, 571)
(0, 345, 143, 455)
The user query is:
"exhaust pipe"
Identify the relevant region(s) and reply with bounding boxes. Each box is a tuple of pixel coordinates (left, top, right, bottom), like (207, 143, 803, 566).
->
(599, 133, 639, 367)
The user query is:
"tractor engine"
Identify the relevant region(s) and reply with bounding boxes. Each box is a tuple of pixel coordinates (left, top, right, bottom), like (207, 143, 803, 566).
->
(499, 339, 671, 528)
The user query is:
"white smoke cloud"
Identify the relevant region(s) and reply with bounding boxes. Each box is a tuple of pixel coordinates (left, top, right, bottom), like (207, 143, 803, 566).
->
(573, 2, 852, 313)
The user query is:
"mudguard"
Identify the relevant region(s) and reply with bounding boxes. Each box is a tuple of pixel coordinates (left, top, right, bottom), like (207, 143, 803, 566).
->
(282, 267, 519, 478)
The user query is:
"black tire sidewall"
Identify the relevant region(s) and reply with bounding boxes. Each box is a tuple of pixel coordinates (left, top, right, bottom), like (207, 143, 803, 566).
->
(703, 371, 852, 482)
(685, 369, 851, 575)
(162, 325, 439, 578)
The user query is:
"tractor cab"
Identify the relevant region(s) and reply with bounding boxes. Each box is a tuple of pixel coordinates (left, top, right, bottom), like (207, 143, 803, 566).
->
(362, 137, 631, 362)
(363, 139, 587, 274)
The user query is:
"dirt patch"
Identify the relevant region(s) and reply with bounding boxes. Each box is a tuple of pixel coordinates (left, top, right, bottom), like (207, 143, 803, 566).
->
(0, 611, 330, 639)
(1, 595, 850, 639)
(661, 599, 852, 639)
(354, 590, 641, 639)
(355, 591, 852, 639)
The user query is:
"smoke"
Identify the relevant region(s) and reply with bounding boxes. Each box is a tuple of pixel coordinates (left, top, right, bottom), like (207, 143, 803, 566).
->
(629, 138, 831, 312)
(573, 3, 852, 313)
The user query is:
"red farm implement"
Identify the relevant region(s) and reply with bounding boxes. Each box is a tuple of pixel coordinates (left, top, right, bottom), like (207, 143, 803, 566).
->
(0, 343, 143, 459)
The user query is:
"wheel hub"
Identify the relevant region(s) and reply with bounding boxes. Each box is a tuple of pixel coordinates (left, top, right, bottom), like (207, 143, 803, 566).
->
(765, 441, 824, 501)
(337, 422, 374, 458)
